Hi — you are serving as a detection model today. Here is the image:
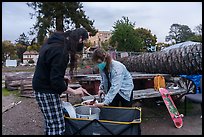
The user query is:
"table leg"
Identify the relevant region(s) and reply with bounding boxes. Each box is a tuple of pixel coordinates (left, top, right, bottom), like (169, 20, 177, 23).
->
(66, 93, 69, 102)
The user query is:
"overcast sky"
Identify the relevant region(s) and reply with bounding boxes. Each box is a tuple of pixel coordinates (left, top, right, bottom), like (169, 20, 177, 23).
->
(2, 2, 202, 43)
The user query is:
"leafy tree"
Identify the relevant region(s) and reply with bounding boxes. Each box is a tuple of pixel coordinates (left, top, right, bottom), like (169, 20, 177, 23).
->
(15, 33, 30, 46)
(15, 43, 27, 63)
(110, 16, 142, 52)
(32, 43, 41, 52)
(28, 59, 35, 64)
(2, 40, 16, 62)
(27, 2, 98, 45)
(85, 40, 93, 49)
(27, 46, 33, 51)
(193, 24, 202, 35)
(179, 25, 194, 42)
(188, 24, 202, 43)
(134, 27, 157, 52)
(29, 38, 41, 52)
(101, 40, 110, 51)
(15, 33, 30, 63)
(165, 23, 194, 44)
(188, 35, 202, 43)
(156, 42, 170, 51)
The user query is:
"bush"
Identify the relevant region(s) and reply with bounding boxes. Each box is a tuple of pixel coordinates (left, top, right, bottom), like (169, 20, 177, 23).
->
(28, 59, 35, 64)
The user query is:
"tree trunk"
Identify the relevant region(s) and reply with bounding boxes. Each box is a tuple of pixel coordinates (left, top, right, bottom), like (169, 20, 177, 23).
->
(56, 14, 64, 32)
(119, 43, 202, 75)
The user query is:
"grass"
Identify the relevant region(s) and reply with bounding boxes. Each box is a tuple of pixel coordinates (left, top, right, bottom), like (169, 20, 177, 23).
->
(2, 88, 20, 97)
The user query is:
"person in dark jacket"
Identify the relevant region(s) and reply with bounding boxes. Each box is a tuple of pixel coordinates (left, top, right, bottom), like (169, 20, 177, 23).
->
(32, 28, 89, 135)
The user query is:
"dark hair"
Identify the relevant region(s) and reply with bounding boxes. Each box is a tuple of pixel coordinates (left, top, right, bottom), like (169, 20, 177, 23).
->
(68, 28, 89, 41)
(92, 48, 112, 73)
(64, 28, 88, 52)
(64, 28, 88, 73)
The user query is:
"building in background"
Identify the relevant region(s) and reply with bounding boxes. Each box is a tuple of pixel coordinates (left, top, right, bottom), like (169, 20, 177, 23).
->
(23, 51, 39, 65)
(88, 31, 112, 47)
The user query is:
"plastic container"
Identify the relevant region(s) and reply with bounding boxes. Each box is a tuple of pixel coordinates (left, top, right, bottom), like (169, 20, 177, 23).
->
(62, 101, 76, 118)
(75, 105, 100, 120)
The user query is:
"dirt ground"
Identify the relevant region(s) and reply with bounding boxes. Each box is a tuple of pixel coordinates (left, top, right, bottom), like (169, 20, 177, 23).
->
(2, 94, 202, 135)
(1, 68, 202, 135)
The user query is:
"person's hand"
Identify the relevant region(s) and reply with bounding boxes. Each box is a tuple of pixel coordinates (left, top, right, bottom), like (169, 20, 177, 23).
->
(97, 90, 104, 96)
(93, 103, 105, 108)
(66, 87, 86, 96)
(98, 90, 105, 102)
(74, 87, 87, 96)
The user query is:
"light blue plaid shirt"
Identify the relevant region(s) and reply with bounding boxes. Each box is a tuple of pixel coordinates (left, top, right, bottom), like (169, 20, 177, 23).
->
(99, 60, 134, 105)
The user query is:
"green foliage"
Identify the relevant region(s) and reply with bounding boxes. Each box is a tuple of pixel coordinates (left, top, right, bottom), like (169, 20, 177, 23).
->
(15, 33, 30, 63)
(85, 41, 93, 48)
(134, 27, 157, 51)
(2, 88, 20, 97)
(193, 24, 202, 35)
(33, 44, 41, 52)
(110, 16, 142, 52)
(187, 35, 202, 43)
(110, 16, 158, 52)
(156, 42, 170, 51)
(165, 23, 194, 44)
(27, 2, 98, 45)
(188, 24, 202, 43)
(2, 88, 10, 96)
(28, 59, 35, 64)
(101, 40, 110, 51)
(15, 33, 30, 46)
(27, 46, 32, 51)
(2, 40, 16, 62)
(15, 43, 27, 63)
(29, 38, 41, 52)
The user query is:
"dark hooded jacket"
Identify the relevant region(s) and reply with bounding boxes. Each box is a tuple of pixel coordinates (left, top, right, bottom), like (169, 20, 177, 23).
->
(32, 32, 69, 95)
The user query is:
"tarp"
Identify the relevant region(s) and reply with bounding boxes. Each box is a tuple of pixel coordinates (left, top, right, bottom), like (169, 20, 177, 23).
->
(161, 41, 202, 52)
(179, 74, 202, 93)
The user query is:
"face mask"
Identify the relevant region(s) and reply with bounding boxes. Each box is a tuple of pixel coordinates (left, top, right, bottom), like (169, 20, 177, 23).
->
(97, 62, 106, 71)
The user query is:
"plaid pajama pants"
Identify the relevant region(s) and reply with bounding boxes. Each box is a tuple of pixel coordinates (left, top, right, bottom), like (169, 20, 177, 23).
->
(34, 91, 65, 135)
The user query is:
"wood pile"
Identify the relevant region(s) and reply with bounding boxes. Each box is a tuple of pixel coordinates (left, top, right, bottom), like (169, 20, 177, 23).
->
(20, 77, 35, 98)
(4, 72, 34, 97)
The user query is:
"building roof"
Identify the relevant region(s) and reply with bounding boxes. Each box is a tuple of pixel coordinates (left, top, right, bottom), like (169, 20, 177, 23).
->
(23, 51, 39, 55)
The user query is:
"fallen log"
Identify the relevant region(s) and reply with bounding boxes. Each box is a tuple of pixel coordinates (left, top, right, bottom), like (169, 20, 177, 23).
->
(119, 42, 202, 75)
(20, 78, 34, 98)
(5, 72, 33, 91)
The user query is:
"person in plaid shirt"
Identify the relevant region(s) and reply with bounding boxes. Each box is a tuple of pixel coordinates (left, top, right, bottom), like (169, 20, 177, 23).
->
(32, 28, 89, 135)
